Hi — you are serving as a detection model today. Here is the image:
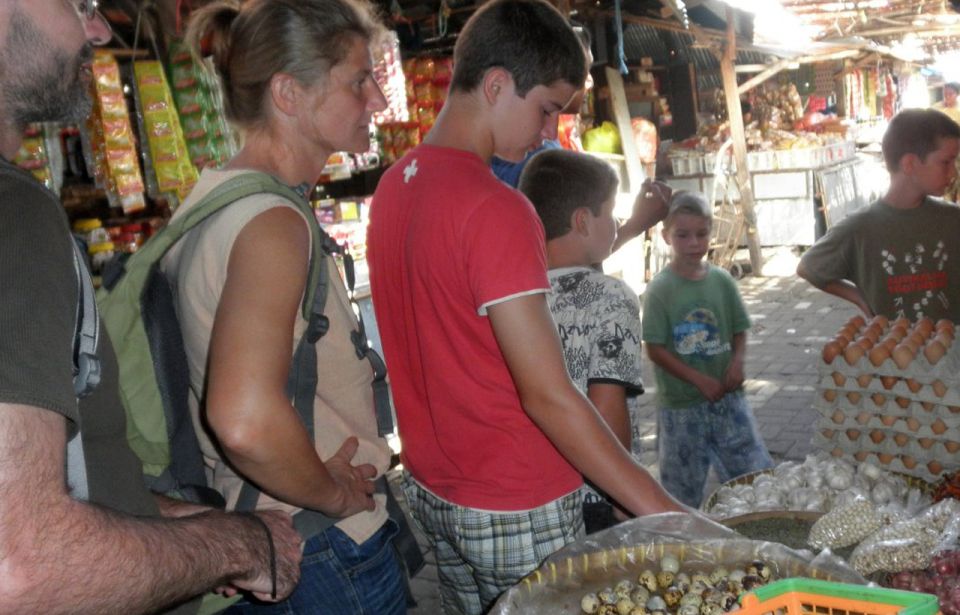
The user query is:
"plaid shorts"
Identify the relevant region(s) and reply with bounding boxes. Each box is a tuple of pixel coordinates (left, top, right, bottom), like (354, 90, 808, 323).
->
(400, 473, 584, 615)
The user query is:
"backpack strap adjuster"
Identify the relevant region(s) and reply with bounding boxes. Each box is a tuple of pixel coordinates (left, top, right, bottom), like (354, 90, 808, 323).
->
(305, 313, 330, 344)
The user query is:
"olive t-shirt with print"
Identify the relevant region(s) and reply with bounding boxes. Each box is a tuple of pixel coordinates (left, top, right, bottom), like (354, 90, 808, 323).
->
(799, 198, 960, 322)
(642, 265, 751, 409)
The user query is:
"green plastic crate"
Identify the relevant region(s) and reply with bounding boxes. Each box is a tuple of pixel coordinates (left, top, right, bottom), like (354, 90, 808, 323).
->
(739, 578, 940, 615)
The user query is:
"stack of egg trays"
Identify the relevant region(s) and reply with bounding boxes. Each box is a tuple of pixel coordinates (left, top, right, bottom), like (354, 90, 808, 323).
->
(813, 341, 960, 482)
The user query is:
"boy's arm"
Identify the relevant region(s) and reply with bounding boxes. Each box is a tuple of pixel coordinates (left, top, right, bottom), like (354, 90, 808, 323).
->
(487, 294, 687, 516)
(796, 262, 874, 317)
(723, 331, 746, 392)
(611, 180, 670, 254)
(586, 383, 631, 449)
(645, 343, 725, 402)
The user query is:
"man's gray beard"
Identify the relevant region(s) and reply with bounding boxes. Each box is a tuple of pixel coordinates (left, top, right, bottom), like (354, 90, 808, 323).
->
(1, 9, 94, 130)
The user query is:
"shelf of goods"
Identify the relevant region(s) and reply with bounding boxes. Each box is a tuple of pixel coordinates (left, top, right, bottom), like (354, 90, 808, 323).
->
(664, 142, 862, 247)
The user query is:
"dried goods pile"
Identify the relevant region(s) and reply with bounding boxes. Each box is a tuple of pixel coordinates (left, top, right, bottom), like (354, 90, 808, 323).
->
(815, 315, 960, 482)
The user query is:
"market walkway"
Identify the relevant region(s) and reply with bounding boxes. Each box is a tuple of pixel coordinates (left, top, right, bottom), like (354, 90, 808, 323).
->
(390, 248, 856, 613)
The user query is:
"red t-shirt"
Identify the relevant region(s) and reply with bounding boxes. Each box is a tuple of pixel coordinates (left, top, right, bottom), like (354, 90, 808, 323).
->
(368, 145, 582, 510)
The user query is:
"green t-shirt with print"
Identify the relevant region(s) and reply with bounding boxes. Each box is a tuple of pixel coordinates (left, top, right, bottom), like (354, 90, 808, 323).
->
(641, 265, 751, 409)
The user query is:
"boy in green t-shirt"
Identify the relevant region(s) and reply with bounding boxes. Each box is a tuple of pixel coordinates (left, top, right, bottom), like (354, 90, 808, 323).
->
(641, 191, 772, 508)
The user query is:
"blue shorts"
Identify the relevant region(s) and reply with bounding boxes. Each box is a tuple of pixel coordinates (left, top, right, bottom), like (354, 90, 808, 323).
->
(657, 390, 773, 508)
(225, 519, 406, 615)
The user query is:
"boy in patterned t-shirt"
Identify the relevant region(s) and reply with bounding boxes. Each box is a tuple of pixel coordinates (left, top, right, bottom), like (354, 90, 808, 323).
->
(520, 149, 647, 532)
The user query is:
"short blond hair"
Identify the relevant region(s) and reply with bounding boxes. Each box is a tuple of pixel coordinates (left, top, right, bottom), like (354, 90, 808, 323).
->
(664, 190, 712, 229)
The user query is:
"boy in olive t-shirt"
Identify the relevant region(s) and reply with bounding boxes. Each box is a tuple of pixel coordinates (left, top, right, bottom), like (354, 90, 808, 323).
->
(642, 191, 772, 508)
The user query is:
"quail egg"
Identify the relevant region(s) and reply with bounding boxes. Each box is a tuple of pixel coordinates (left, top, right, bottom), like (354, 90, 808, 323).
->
(660, 554, 681, 574)
(656, 570, 675, 590)
(581, 592, 600, 613)
(638, 570, 658, 592)
(708, 566, 729, 586)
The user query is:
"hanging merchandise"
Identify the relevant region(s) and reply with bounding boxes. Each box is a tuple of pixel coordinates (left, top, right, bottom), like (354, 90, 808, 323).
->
(882, 71, 897, 120)
(84, 50, 147, 214)
(12, 124, 56, 192)
(372, 31, 410, 124)
(167, 41, 236, 171)
(132, 60, 199, 203)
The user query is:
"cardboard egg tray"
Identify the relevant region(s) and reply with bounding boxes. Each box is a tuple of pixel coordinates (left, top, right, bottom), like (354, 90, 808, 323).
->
(814, 339, 960, 482)
(813, 432, 948, 483)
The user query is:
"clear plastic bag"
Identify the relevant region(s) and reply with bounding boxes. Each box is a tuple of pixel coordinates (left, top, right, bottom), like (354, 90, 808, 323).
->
(490, 513, 865, 615)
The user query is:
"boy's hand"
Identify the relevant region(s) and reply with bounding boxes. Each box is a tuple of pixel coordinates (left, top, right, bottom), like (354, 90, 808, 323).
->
(723, 361, 745, 392)
(694, 374, 726, 402)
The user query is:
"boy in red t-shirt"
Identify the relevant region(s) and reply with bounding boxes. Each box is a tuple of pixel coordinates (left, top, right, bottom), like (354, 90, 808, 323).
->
(367, 1, 686, 612)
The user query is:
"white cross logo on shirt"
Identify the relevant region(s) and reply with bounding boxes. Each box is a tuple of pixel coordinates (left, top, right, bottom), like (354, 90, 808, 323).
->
(403, 159, 419, 184)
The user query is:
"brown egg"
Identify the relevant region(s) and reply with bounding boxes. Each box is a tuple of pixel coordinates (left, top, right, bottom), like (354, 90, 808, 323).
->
(870, 393, 887, 407)
(945, 441, 960, 454)
(863, 325, 882, 343)
(831, 447, 844, 458)
(880, 414, 898, 427)
(915, 317, 935, 337)
(906, 417, 921, 431)
(892, 317, 911, 330)
(949, 406, 960, 415)
(933, 380, 948, 398)
(892, 344, 915, 369)
(901, 454, 917, 469)
(823, 389, 837, 402)
(893, 433, 908, 447)
(918, 437, 936, 449)
(821, 428, 835, 439)
(935, 318, 955, 334)
(870, 314, 890, 330)
(881, 337, 899, 352)
(844, 344, 865, 366)
(856, 338, 874, 352)
(921, 401, 936, 413)
(931, 418, 948, 435)
(849, 315, 867, 329)
(869, 429, 885, 444)
(896, 396, 911, 409)
(835, 335, 851, 348)
(838, 325, 857, 340)
(929, 460, 944, 476)
(880, 375, 898, 390)
(908, 332, 927, 349)
(934, 332, 954, 349)
(924, 340, 947, 364)
(906, 378, 922, 393)
(857, 410, 873, 424)
(845, 428, 861, 441)
(857, 374, 873, 388)
(822, 341, 842, 364)
(855, 450, 870, 462)
(846, 391, 862, 404)
(889, 325, 908, 341)
(877, 452, 894, 464)
(832, 371, 847, 386)
(831, 409, 845, 424)
(868, 345, 890, 367)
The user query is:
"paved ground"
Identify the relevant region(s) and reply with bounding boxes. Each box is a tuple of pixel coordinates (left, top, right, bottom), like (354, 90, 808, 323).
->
(390, 248, 856, 613)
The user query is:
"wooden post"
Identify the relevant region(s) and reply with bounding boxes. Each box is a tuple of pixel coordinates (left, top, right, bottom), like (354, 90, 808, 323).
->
(605, 66, 646, 193)
(720, 8, 763, 276)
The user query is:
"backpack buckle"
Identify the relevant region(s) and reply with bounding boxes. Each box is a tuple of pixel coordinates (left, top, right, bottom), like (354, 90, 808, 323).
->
(73, 351, 102, 398)
(305, 314, 330, 344)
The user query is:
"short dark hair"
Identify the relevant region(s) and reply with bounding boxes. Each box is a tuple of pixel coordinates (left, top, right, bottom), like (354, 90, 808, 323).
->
(882, 108, 960, 173)
(946, 82, 960, 95)
(519, 149, 619, 240)
(449, 0, 587, 97)
(664, 190, 712, 229)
